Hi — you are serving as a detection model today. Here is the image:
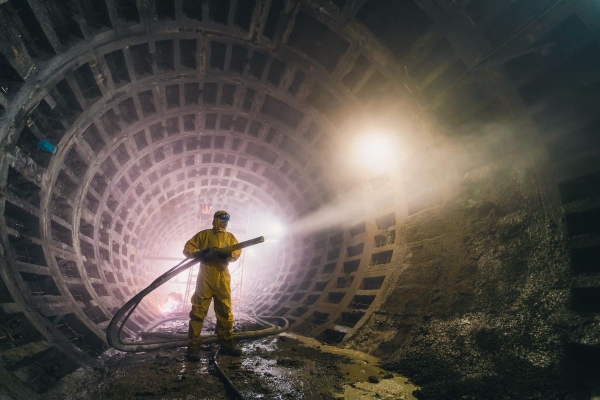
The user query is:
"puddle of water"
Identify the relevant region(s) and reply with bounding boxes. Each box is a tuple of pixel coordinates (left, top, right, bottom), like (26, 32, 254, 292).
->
(281, 332, 419, 399)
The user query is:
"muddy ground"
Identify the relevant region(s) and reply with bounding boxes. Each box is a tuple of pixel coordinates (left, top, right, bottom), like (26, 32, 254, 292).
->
(45, 333, 417, 399)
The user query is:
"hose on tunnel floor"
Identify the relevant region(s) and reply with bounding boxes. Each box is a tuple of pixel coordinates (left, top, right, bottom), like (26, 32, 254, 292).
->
(140, 307, 285, 341)
(213, 347, 246, 400)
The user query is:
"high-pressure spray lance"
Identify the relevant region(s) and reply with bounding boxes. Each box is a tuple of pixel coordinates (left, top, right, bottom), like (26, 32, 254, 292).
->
(193, 235, 266, 264)
(106, 236, 288, 352)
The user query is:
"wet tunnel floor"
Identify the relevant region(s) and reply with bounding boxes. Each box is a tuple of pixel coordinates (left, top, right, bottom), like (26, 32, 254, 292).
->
(45, 333, 418, 399)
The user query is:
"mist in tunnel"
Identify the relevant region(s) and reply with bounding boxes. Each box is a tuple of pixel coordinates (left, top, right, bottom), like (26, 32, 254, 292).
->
(0, 0, 599, 399)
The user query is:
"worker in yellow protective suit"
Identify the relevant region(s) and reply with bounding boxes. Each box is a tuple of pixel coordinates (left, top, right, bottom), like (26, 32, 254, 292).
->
(183, 210, 242, 361)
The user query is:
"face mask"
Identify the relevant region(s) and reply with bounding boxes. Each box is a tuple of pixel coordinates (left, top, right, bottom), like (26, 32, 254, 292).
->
(218, 219, 228, 229)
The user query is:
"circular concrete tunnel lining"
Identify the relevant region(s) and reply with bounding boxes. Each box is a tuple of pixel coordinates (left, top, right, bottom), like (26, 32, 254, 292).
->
(0, 1, 599, 398)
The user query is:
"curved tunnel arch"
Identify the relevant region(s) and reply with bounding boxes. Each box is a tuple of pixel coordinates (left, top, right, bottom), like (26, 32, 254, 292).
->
(0, 1, 599, 398)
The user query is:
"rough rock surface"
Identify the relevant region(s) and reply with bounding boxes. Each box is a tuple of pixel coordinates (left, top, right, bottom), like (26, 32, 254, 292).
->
(347, 159, 594, 399)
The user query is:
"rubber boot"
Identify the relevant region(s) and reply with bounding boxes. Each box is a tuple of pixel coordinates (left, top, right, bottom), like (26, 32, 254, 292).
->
(187, 343, 212, 361)
(220, 342, 242, 357)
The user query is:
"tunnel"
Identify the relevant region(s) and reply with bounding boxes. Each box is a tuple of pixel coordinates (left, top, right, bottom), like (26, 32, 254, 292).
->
(0, 0, 599, 398)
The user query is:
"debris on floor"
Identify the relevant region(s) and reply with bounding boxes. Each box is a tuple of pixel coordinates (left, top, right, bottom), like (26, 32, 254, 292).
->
(45, 333, 418, 399)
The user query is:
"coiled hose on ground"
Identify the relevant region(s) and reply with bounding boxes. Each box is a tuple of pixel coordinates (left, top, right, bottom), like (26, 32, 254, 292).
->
(106, 236, 288, 399)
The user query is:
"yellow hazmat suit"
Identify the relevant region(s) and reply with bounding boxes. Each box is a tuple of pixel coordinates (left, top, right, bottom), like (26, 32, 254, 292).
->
(183, 211, 241, 349)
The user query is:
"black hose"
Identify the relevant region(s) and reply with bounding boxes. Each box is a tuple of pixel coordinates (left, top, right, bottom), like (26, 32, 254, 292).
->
(106, 236, 288, 352)
(213, 347, 246, 400)
(106, 236, 288, 399)
(106, 257, 200, 351)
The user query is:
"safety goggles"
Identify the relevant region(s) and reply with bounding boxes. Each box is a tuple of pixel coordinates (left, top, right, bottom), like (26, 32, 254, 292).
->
(217, 213, 230, 221)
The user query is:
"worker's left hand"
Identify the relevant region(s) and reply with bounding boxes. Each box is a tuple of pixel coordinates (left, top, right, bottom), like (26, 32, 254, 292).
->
(217, 251, 231, 260)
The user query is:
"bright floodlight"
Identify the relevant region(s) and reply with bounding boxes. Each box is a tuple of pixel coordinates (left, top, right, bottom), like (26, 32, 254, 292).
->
(354, 130, 397, 175)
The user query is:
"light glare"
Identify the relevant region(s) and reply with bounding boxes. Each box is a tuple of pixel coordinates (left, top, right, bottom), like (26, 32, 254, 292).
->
(354, 130, 398, 175)
(248, 212, 287, 239)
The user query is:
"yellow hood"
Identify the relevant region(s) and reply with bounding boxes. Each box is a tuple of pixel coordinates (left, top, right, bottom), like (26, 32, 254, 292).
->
(212, 210, 229, 232)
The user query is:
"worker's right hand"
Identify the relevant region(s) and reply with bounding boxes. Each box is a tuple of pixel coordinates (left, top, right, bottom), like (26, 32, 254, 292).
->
(192, 249, 212, 261)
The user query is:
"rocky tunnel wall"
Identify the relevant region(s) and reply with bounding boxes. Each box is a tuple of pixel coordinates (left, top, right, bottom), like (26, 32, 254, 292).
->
(0, 1, 598, 399)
